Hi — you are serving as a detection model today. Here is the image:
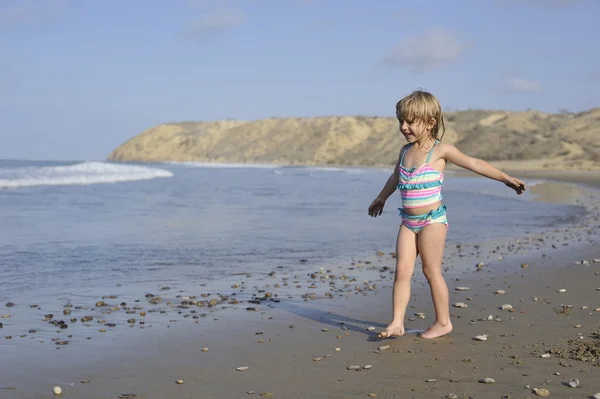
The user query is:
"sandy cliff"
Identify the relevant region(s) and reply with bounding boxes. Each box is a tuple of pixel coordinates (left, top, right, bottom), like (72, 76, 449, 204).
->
(107, 108, 600, 170)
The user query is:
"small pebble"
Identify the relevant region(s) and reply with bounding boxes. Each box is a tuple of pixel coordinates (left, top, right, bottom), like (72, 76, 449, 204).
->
(501, 304, 513, 310)
(446, 395, 458, 399)
(567, 378, 579, 388)
(236, 366, 249, 371)
(455, 287, 470, 291)
(453, 302, 467, 308)
(52, 386, 62, 395)
(366, 326, 375, 331)
(533, 388, 550, 396)
(541, 353, 551, 358)
(558, 288, 567, 293)
(363, 365, 372, 369)
(474, 335, 488, 341)
(175, 380, 184, 385)
(347, 365, 361, 371)
(201, 347, 209, 352)
(593, 393, 600, 399)
(495, 290, 506, 295)
(425, 378, 436, 382)
(478, 377, 495, 384)
(378, 345, 390, 351)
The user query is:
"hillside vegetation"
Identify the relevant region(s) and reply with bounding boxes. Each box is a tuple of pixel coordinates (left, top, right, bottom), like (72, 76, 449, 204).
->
(108, 108, 600, 171)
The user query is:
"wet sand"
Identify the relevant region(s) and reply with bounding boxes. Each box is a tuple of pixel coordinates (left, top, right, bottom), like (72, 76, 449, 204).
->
(1, 176, 600, 399)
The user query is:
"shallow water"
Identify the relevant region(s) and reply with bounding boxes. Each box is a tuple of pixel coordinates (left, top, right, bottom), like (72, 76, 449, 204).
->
(0, 159, 586, 306)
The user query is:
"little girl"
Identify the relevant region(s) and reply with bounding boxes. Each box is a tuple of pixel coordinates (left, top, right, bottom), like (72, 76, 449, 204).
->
(368, 90, 526, 339)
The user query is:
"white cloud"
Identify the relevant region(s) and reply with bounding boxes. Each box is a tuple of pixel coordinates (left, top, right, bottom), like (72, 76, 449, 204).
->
(502, 78, 541, 94)
(0, 0, 67, 26)
(183, 8, 245, 38)
(383, 27, 465, 74)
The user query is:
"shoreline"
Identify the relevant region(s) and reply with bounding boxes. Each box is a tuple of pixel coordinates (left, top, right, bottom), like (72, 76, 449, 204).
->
(1, 174, 600, 398)
(3, 231, 599, 398)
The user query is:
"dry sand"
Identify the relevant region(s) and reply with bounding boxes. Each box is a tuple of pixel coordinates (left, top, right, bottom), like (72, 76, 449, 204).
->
(1, 176, 600, 399)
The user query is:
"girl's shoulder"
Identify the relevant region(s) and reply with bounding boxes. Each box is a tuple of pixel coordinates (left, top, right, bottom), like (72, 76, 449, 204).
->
(435, 141, 455, 154)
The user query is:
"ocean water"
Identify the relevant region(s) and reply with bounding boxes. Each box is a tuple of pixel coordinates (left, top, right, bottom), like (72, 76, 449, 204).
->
(0, 159, 586, 306)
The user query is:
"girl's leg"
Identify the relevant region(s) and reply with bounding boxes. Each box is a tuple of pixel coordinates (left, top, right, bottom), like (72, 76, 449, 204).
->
(417, 223, 452, 339)
(378, 224, 418, 338)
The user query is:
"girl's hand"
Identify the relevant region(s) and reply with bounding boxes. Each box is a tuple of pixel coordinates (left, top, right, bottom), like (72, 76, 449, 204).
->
(504, 176, 526, 195)
(368, 197, 386, 217)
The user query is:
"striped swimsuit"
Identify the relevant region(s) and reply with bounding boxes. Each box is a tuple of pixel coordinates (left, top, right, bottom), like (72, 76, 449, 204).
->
(397, 141, 448, 233)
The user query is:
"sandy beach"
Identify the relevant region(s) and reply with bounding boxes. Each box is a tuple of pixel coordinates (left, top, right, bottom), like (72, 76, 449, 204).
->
(1, 173, 600, 399)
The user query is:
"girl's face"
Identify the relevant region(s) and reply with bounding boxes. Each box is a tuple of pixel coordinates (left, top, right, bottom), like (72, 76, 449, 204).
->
(398, 118, 435, 143)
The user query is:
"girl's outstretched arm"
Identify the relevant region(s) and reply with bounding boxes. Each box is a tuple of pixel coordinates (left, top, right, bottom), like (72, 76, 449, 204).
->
(442, 144, 527, 195)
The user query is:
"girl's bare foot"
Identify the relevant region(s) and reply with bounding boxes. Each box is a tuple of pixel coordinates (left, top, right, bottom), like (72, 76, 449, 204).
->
(419, 322, 452, 339)
(377, 324, 405, 338)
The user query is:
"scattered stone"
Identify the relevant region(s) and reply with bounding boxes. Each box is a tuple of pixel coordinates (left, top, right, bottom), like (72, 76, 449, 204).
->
(5, 302, 15, 307)
(378, 345, 390, 351)
(521, 263, 529, 268)
(175, 380, 184, 384)
(425, 378, 436, 382)
(453, 302, 468, 308)
(363, 365, 372, 369)
(455, 287, 470, 291)
(533, 387, 550, 396)
(541, 353, 551, 358)
(474, 335, 488, 341)
(495, 290, 506, 295)
(446, 395, 458, 399)
(236, 366, 249, 371)
(334, 348, 341, 351)
(119, 395, 137, 399)
(500, 304, 513, 310)
(201, 347, 209, 352)
(347, 365, 361, 371)
(592, 393, 600, 399)
(487, 315, 493, 321)
(567, 378, 579, 388)
(478, 377, 495, 384)
(313, 357, 322, 362)
(558, 288, 567, 293)
(52, 386, 62, 395)
(367, 326, 376, 331)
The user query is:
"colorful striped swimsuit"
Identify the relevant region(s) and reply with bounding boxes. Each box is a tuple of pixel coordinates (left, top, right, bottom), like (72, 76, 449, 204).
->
(397, 141, 448, 233)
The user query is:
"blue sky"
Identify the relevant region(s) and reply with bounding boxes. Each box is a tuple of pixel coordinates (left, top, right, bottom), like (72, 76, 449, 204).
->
(1, 0, 599, 160)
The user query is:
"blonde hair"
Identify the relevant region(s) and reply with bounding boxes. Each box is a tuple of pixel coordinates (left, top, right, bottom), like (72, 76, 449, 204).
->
(396, 90, 446, 141)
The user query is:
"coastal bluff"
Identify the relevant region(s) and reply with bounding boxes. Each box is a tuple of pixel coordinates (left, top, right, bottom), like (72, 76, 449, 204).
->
(107, 108, 600, 170)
